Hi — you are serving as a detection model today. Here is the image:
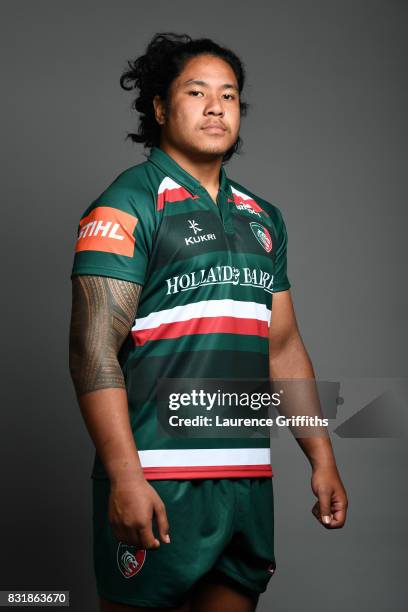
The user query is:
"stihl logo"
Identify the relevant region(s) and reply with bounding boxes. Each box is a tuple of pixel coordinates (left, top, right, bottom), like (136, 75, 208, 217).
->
(75, 206, 138, 257)
(79, 220, 125, 240)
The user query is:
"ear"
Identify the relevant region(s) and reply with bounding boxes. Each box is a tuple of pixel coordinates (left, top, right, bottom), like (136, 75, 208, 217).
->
(153, 95, 166, 126)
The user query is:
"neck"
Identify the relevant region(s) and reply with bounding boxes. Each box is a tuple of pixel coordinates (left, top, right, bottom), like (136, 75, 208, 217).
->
(159, 142, 223, 194)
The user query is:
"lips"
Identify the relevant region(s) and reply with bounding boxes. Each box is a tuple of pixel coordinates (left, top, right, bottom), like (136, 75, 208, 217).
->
(201, 124, 227, 132)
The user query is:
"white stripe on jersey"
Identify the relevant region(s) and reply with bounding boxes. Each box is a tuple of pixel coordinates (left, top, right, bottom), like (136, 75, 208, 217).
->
(157, 176, 182, 193)
(138, 447, 271, 468)
(132, 299, 271, 331)
(231, 185, 254, 201)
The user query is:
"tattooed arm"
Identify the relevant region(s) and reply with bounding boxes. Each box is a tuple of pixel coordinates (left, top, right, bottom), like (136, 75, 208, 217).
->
(69, 276, 170, 548)
(69, 274, 143, 480)
(69, 275, 141, 394)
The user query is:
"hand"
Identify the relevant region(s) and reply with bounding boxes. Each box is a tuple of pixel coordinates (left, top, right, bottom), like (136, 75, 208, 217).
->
(310, 465, 348, 529)
(108, 477, 171, 549)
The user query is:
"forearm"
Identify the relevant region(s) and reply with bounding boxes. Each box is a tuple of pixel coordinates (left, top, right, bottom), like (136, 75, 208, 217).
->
(77, 387, 145, 483)
(269, 333, 337, 470)
(269, 331, 315, 379)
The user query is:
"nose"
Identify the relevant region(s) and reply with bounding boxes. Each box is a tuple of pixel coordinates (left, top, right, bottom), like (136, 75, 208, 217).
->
(204, 93, 225, 116)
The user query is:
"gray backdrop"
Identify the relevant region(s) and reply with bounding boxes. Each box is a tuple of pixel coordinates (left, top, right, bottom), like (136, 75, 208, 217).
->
(1, 1, 407, 610)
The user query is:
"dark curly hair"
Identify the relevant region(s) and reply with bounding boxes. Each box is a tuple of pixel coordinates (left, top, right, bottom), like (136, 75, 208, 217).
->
(120, 32, 249, 163)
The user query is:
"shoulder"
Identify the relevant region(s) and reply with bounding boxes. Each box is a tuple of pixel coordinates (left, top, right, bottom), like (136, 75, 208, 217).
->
(80, 159, 160, 220)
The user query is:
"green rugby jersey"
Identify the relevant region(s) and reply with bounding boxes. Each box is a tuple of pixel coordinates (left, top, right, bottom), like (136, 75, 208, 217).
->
(71, 146, 291, 480)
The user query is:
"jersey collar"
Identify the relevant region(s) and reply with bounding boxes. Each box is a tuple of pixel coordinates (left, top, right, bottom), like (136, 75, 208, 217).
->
(147, 146, 230, 198)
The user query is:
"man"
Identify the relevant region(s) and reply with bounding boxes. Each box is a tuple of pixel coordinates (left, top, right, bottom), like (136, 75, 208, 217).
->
(69, 33, 348, 612)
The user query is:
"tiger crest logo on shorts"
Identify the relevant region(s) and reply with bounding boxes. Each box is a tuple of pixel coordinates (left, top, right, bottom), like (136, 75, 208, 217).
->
(117, 542, 146, 578)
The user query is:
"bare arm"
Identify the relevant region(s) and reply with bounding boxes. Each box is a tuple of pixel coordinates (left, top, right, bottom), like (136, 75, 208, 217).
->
(69, 275, 170, 548)
(269, 289, 334, 467)
(269, 289, 348, 528)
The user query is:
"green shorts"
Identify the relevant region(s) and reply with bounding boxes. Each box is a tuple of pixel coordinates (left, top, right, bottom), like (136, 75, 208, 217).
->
(92, 477, 276, 608)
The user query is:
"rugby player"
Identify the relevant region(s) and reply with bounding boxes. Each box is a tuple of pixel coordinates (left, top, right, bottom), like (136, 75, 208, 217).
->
(69, 32, 348, 612)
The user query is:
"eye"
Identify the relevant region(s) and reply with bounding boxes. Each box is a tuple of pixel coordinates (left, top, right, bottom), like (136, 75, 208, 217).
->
(223, 93, 236, 100)
(188, 90, 204, 96)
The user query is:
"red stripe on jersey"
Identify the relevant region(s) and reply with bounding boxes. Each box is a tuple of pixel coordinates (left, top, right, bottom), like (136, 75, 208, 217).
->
(132, 316, 269, 346)
(142, 464, 273, 480)
(157, 186, 198, 210)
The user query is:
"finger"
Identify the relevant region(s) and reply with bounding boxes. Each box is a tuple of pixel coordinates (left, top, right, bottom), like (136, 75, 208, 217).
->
(326, 506, 347, 529)
(311, 503, 323, 524)
(317, 490, 333, 525)
(154, 500, 171, 544)
(111, 524, 145, 548)
(138, 524, 161, 549)
(311, 502, 332, 528)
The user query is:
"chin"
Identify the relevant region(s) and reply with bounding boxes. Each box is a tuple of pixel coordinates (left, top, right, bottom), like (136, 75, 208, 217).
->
(194, 140, 232, 158)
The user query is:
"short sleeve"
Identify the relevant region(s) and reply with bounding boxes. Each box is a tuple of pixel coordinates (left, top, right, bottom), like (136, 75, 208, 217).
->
(70, 185, 155, 285)
(272, 208, 291, 292)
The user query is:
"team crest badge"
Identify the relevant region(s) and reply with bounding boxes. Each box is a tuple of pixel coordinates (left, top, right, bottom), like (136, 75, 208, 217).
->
(250, 222, 272, 253)
(117, 542, 146, 578)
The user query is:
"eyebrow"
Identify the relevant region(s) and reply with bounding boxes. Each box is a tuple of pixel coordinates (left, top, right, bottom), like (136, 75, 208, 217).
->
(182, 79, 239, 92)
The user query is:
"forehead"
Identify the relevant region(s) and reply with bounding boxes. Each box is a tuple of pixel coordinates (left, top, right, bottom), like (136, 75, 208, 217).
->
(175, 54, 238, 87)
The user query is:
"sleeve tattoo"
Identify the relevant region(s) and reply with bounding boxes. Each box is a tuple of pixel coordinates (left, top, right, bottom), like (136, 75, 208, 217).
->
(69, 275, 142, 397)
